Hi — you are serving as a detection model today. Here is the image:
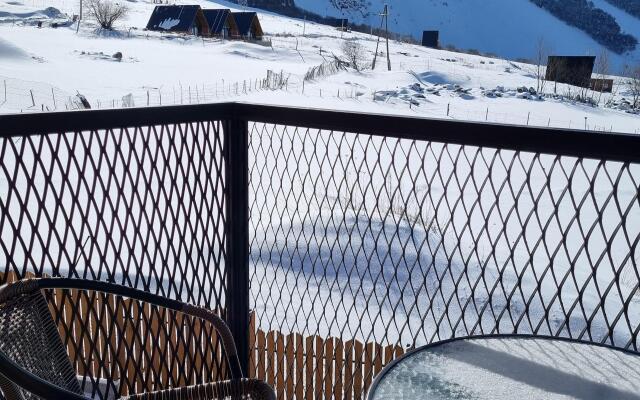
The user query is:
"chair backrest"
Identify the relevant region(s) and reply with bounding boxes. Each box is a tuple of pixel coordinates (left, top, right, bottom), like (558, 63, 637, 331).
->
(0, 281, 83, 400)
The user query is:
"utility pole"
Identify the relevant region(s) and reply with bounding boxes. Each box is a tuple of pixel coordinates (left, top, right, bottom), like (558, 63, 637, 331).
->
(371, 4, 391, 71)
(385, 4, 391, 71)
(372, 5, 385, 70)
(76, 0, 82, 33)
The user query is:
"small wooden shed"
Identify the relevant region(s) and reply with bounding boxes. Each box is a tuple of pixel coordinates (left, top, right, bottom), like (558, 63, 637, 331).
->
(545, 55, 596, 88)
(203, 9, 239, 38)
(231, 12, 263, 40)
(146, 5, 210, 36)
(336, 18, 349, 31)
(590, 78, 614, 93)
(422, 31, 439, 48)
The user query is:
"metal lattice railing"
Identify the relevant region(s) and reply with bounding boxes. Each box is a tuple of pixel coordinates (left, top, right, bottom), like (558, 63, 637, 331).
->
(245, 107, 640, 399)
(249, 124, 640, 347)
(0, 103, 639, 400)
(0, 111, 232, 398)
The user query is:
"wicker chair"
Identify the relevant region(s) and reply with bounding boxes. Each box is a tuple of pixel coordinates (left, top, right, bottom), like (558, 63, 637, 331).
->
(0, 278, 275, 400)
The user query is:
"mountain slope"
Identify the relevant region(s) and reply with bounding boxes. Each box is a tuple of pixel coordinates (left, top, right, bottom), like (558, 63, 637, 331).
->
(292, 0, 640, 72)
(603, 0, 640, 18)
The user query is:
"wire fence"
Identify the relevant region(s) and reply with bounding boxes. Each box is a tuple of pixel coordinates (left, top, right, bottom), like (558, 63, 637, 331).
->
(2, 70, 636, 134)
(0, 76, 73, 112)
(0, 70, 292, 112)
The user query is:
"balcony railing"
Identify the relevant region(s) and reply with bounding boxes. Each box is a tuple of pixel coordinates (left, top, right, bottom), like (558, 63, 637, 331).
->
(1, 103, 639, 399)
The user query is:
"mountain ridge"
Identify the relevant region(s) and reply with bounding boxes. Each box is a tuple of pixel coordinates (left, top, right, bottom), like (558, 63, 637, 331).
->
(240, 0, 640, 72)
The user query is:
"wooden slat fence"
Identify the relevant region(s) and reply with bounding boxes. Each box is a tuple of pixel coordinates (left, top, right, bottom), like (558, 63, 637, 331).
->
(1, 273, 404, 399)
(248, 313, 406, 400)
(0, 272, 226, 397)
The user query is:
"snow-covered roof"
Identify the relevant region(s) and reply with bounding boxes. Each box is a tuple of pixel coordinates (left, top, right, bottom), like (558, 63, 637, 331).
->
(202, 9, 237, 36)
(230, 12, 262, 38)
(146, 5, 204, 34)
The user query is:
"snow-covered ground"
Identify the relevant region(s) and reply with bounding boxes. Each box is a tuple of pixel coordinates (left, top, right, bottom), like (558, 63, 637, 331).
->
(296, 0, 640, 73)
(249, 126, 640, 348)
(0, 0, 639, 351)
(0, 0, 639, 133)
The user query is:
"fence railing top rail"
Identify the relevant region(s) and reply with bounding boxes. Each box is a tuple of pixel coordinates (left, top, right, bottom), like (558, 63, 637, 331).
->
(1, 102, 639, 163)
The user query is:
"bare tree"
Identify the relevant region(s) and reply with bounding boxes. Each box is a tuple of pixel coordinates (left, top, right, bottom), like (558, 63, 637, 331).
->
(593, 49, 610, 105)
(625, 64, 640, 110)
(342, 41, 367, 72)
(87, 0, 128, 30)
(533, 37, 549, 94)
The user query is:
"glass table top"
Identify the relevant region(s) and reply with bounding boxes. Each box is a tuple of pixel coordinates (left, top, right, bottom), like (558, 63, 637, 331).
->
(369, 337, 640, 400)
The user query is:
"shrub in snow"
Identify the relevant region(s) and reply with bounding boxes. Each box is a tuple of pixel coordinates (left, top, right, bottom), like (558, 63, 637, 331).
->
(69, 93, 91, 109)
(304, 58, 348, 81)
(624, 65, 640, 110)
(112, 51, 122, 61)
(341, 41, 367, 72)
(122, 93, 134, 107)
(87, 0, 129, 30)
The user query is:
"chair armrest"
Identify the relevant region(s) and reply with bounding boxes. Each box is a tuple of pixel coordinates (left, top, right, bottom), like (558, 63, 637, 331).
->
(120, 379, 276, 400)
(34, 278, 243, 379)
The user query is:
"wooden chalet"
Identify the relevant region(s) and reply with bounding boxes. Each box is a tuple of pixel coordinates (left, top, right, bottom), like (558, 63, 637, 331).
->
(230, 12, 263, 40)
(146, 5, 209, 36)
(203, 9, 239, 38)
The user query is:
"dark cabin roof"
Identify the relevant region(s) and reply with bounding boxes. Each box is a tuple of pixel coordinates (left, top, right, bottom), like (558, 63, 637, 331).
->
(146, 5, 201, 32)
(202, 9, 231, 34)
(231, 11, 259, 36)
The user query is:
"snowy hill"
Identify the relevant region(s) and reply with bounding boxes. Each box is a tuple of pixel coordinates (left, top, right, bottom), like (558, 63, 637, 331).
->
(0, 0, 639, 133)
(294, 0, 640, 73)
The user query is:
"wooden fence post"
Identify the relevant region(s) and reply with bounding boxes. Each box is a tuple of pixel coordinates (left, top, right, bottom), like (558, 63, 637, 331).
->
(295, 333, 304, 400)
(248, 312, 256, 379)
(257, 329, 266, 381)
(324, 338, 333, 400)
(267, 332, 276, 387)
(344, 340, 354, 400)
(314, 336, 324, 400)
(363, 342, 374, 397)
(305, 336, 314, 400)
(353, 341, 363, 400)
(334, 339, 344, 400)
(276, 332, 285, 399)
(285, 333, 295, 399)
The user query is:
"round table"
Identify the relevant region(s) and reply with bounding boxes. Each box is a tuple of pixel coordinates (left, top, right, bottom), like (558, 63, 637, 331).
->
(367, 336, 640, 400)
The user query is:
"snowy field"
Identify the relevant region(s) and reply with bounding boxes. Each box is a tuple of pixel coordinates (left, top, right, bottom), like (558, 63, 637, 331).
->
(1, 0, 639, 351)
(296, 0, 640, 73)
(249, 126, 640, 348)
(0, 0, 639, 133)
